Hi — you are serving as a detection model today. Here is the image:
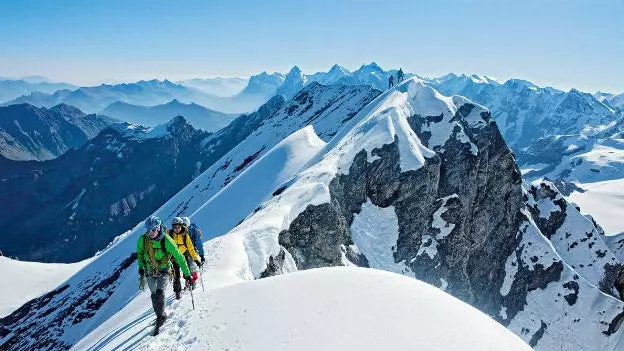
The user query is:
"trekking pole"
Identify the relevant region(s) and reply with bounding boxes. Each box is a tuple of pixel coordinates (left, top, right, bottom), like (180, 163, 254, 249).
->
(189, 283, 195, 310)
(200, 269, 205, 292)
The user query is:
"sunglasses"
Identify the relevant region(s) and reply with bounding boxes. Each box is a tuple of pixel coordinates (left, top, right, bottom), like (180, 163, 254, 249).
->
(149, 228, 159, 233)
(173, 224, 182, 228)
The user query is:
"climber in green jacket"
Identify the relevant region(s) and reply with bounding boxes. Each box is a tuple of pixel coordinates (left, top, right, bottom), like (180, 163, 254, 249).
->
(137, 215, 192, 331)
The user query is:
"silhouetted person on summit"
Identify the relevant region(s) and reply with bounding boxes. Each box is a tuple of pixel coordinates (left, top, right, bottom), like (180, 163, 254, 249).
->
(388, 75, 394, 89)
(397, 68, 405, 83)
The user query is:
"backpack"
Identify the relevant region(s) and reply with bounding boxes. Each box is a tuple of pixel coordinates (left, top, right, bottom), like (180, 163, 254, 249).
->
(190, 223, 203, 239)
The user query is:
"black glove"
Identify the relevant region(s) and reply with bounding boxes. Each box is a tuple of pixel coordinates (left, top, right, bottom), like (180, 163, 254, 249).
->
(201, 255, 206, 264)
(184, 275, 192, 287)
(195, 260, 202, 268)
(139, 268, 144, 277)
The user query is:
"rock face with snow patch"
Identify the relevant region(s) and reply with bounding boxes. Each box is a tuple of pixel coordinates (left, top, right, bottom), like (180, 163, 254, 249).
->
(250, 79, 624, 350)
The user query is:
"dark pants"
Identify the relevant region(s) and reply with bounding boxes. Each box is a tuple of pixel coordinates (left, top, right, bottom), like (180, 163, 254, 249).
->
(389, 81, 394, 89)
(172, 254, 197, 293)
(172, 260, 183, 294)
(398, 75, 403, 82)
(146, 275, 168, 322)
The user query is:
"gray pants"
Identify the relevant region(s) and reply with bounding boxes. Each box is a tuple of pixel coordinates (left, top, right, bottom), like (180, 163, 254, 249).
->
(147, 274, 169, 321)
(147, 274, 169, 292)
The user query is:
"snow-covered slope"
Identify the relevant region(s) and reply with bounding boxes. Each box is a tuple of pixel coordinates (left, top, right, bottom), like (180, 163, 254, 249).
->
(150, 82, 380, 228)
(569, 179, 624, 235)
(76, 268, 532, 351)
(526, 122, 624, 235)
(3, 78, 624, 351)
(0, 257, 91, 317)
(189, 126, 326, 240)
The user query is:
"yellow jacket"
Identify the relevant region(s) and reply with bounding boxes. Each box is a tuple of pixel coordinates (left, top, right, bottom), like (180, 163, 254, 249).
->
(168, 227, 200, 262)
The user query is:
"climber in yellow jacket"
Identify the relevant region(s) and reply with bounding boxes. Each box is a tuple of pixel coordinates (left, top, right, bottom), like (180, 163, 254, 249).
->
(137, 215, 191, 334)
(169, 217, 203, 298)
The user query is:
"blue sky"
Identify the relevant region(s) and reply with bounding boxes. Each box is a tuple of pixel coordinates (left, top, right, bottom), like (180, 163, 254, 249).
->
(0, 0, 621, 92)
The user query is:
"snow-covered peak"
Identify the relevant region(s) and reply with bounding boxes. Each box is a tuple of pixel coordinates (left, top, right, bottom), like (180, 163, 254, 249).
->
(429, 73, 498, 86)
(556, 88, 615, 115)
(98, 267, 531, 351)
(359, 61, 383, 72)
(328, 63, 350, 75)
(286, 65, 303, 77)
(463, 73, 499, 85)
(502, 78, 539, 92)
(276, 66, 307, 99)
(119, 115, 195, 140)
(241, 71, 286, 96)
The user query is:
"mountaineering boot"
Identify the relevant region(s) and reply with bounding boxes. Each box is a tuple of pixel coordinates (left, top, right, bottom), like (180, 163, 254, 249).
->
(153, 289, 167, 336)
(154, 289, 167, 326)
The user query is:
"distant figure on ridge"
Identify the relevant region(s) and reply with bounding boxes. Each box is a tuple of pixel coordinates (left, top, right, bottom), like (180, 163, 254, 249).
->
(397, 68, 405, 83)
(388, 74, 394, 89)
(137, 215, 192, 335)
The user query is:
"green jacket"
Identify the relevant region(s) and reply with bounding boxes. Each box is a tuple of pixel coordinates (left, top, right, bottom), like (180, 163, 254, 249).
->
(137, 227, 191, 277)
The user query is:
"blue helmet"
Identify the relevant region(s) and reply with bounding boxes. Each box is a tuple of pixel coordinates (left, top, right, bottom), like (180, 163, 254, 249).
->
(145, 215, 161, 230)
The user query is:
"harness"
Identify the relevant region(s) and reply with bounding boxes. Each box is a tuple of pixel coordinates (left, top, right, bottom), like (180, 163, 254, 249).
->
(144, 233, 172, 276)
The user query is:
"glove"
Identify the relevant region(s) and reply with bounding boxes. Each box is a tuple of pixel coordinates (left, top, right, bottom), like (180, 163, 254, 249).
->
(201, 255, 205, 264)
(195, 260, 202, 268)
(184, 275, 192, 288)
(139, 268, 144, 277)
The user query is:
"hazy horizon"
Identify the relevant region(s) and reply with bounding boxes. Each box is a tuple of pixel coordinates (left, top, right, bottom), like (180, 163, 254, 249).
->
(1, 0, 621, 93)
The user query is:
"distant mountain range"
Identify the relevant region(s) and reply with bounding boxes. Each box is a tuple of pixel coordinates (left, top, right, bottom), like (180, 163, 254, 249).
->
(0, 78, 76, 104)
(2, 79, 204, 113)
(0, 103, 116, 161)
(101, 99, 238, 132)
(1, 64, 404, 115)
